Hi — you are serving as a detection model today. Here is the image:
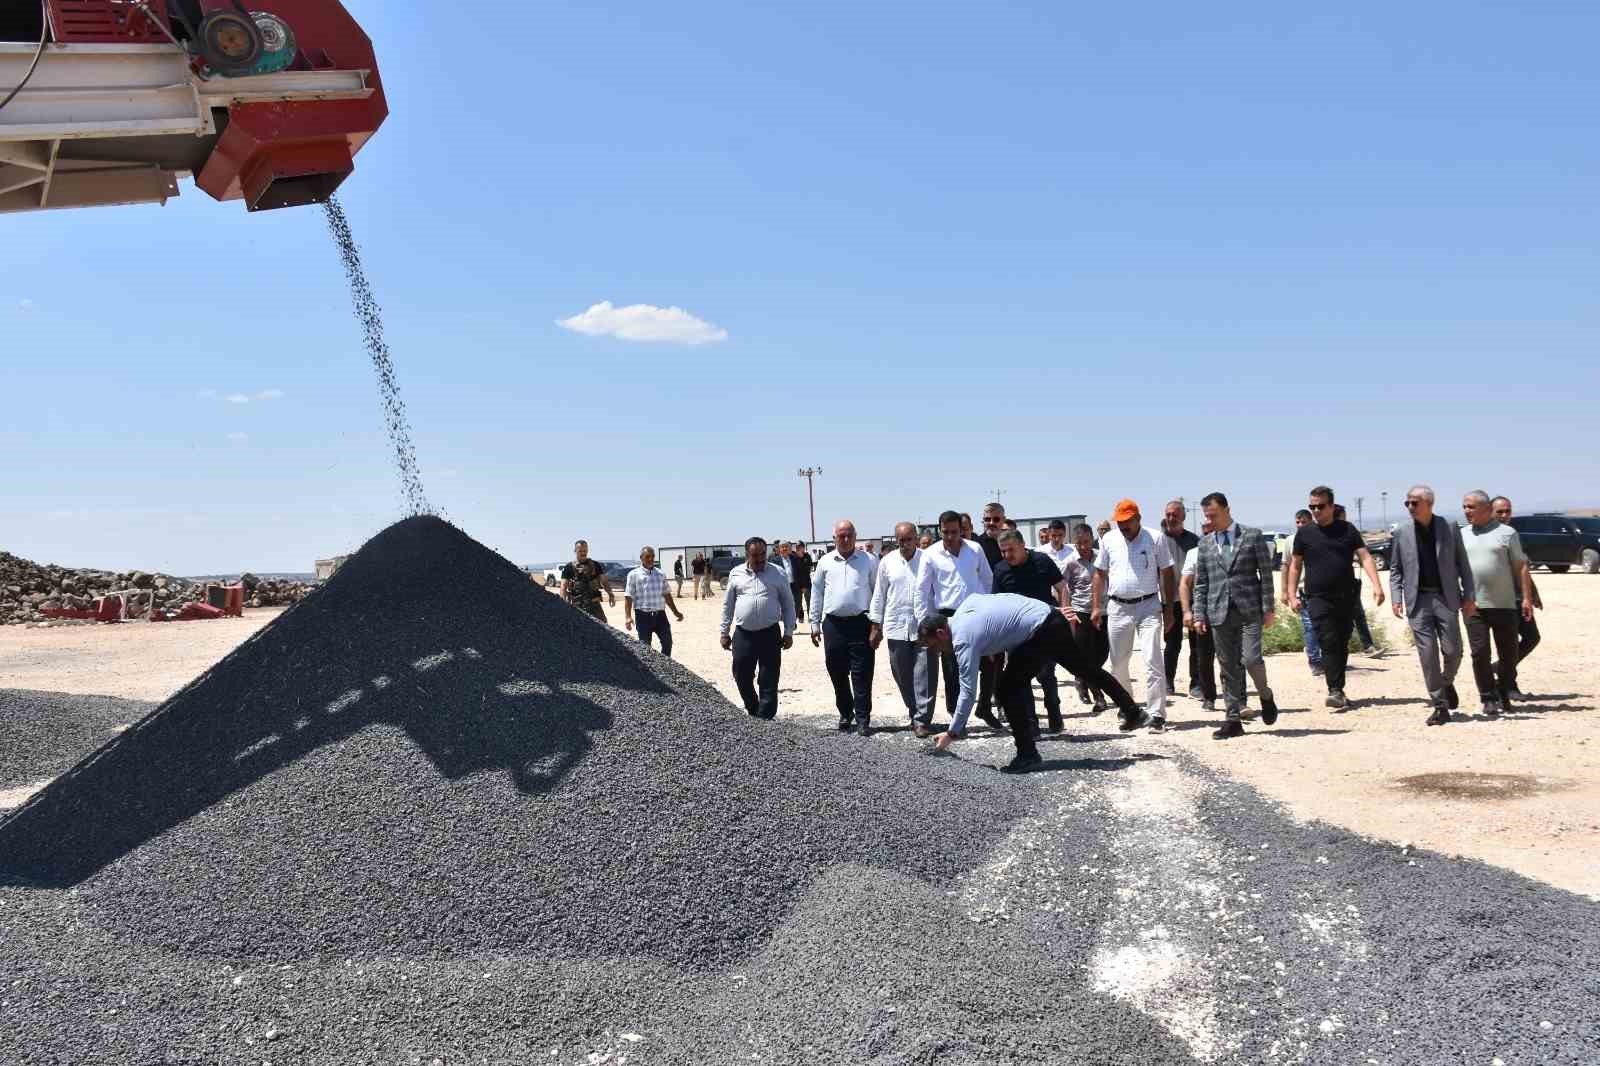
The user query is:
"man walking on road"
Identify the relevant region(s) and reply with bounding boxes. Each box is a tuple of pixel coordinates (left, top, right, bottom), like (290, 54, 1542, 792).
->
(690, 553, 708, 601)
(914, 510, 998, 728)
(974, 502, 1010, 725)
(719, 538, 797, 720)
(1177, 520, 1219, 712)
(788, 542, 813, 627)
(1284, 486, 1384, 711)
(624, 546, 685, 657)
(991, 529, 1069, 732)
(1091, 499, 1177, 732)
(1161, 501, 1203, 701)
(1063, 523, 1110, 713)
(1191, 493, 1280, 739)
(811, 520, 879, 734)
(1282, 509, 1324, 676)
(1491, 496, 1542, 696)
(561, 540, 615, 622)
(1387, 485, 1476, 725)
(672, 555, 685, 598)
(920, 594, 1141, 772)
(1460, 491, 1534, 717)
(870, 523, 935, 736)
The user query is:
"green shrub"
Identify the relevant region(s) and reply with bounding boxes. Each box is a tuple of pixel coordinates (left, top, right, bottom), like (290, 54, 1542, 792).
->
(1262, 606, 1391, 656)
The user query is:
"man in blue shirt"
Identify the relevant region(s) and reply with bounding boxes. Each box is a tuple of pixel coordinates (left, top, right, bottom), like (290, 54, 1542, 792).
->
(917, 593, 1138, 773)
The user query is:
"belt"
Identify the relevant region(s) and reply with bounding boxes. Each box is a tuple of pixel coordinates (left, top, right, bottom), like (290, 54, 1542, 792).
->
(635, 607, 665, 614)
(1110, 592, 1156, 605)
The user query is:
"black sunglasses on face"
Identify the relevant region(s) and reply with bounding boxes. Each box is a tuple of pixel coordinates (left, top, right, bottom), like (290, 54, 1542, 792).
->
(1308, 503, 1329, 512)
(1404, 500, 1422, 507)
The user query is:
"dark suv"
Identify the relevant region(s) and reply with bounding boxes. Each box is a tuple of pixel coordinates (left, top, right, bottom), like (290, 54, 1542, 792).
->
(1507, 515, 1586, 573)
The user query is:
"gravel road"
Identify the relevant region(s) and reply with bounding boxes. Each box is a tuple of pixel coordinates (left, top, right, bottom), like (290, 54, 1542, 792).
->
(0, 517, 1593, 1064)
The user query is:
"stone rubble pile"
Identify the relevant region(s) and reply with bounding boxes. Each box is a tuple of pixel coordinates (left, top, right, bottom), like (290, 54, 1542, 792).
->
(0, 551, 314, 627)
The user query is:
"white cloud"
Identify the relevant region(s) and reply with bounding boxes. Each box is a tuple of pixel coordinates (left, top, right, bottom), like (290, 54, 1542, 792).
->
(226, 431, 249, 441)
(556, 301, 728, 345)
(226, 393, 251, 405)
(255, 388, 285, 401)
(18, 298, 34, 312)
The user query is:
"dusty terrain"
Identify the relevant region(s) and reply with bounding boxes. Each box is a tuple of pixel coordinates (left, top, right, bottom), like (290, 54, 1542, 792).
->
(3, 578, 1595, 899)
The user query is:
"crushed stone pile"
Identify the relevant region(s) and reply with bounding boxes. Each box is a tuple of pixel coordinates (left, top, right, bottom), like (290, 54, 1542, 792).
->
(0, 550, 313, 626)
(0, 689, 152, 794)
(0, 516, 1193, 1064)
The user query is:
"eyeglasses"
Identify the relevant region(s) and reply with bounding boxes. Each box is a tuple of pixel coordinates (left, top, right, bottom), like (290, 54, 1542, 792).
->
(982, 516, 1003, 524)
(1404, 499, 1422, 508)
(1308, 503, 1329, 512)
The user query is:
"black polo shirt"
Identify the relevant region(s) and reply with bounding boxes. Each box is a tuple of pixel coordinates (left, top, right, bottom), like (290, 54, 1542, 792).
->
(1292, 519, 1364, 598)
(976, 532, 1003, 568)
(992, 549, 1063, 607)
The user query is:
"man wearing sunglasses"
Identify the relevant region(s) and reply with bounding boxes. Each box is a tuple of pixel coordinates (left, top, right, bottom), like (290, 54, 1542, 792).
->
(1284, 486, 1384, 710)
(974, 502, 1010, 727)
(1387, 485, 1476, 724)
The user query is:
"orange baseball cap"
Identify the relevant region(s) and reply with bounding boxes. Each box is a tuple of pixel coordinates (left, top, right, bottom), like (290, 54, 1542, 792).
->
(1111, 499, 1140, 522)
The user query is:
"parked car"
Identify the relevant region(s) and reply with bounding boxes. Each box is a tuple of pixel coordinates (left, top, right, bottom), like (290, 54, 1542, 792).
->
(1565, 517, 1600, 573)
(1507, 514, 1585, 573)
(1367, 537, 1393, 571)
(709, 554, 741, 588)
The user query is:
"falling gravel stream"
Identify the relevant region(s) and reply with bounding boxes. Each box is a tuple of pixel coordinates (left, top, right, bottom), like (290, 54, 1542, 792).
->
(322, 195, 431, 516)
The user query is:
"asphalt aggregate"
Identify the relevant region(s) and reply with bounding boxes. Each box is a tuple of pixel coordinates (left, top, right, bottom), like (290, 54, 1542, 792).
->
(0, 516, 1595, 1064)
(323, 195, 430, 516)
(0, 688, 151, 791)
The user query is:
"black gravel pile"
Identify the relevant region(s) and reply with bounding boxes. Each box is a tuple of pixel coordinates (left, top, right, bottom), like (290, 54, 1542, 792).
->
(323, 195, 430, 516)
(0, 689, 152, 791)
(0, 516, 1204, 1065)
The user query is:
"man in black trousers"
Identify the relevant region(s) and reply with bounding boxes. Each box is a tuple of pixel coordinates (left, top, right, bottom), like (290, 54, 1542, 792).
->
(809, 519, 879, 734)
(719, 538, 797, 720)
(974, 501, 1008, 723)
(990, 529, 1069, 732)
(1284, 486, 1384, 710)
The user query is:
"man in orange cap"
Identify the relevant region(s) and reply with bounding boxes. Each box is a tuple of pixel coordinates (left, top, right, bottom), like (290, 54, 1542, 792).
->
(1091, 498, 1178, 731)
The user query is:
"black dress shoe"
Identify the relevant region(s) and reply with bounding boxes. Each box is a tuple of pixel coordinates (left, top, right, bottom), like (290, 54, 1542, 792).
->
(1426, 708, 1450, 726)
(1446, 684, 1460, 710)
(1213, 720, 1245, 740)
(1118, 710, 1146, 732)
(837, 720, 854, 732)
(975, 711, 1006, 732)
(1259, 694, 1279, 726)
(1000, 751, 1044, 774)
(1045, 714, 1065, 734)
(857, 720, 872, 737)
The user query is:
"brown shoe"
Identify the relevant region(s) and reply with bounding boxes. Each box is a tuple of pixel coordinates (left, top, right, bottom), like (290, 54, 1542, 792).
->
(913, 724, 931, 739)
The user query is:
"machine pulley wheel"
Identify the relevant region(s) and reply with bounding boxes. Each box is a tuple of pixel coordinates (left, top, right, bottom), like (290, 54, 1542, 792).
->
(197, 9, 264, 76)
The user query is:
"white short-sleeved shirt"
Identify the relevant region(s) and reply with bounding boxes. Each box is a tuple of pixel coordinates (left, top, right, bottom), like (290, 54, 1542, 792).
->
(1094, 527, 1172, 599)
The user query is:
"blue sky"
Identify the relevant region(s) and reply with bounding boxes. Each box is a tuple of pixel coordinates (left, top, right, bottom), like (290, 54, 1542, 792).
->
(3, 1, 1597, 572)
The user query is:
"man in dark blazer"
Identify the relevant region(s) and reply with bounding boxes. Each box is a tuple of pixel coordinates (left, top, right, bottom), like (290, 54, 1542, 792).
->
(1191, 492, 1280, 739)
(1388, 484, 1477, 725)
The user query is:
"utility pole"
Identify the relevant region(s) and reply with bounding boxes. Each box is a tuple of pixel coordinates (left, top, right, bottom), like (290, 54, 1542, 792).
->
(1381, 491, 1388, 529)
(1355, 496, 1365, 531)
(989, 489, 1008, 505)
(798, 467, 822, 542)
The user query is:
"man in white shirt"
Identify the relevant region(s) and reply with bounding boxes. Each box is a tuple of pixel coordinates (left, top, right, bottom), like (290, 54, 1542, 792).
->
(1092, 498, 1177, 732)
(810, 519, 879, 735)
(1039, 519, 1074, 570)
(869, 522, 935, 737)
(913, 509, 999, 728)
(719, 537, 797, 720)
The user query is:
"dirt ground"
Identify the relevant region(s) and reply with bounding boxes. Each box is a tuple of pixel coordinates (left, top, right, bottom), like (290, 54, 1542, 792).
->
(3, 577, 1595, 900)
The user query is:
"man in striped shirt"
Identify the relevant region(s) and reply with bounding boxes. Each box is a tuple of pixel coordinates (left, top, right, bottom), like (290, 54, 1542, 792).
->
(624, 546, 684, 657)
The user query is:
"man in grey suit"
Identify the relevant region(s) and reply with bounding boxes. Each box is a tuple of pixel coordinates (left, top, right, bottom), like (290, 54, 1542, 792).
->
(1389, 484, 1477, 725)
(1191, 492, 1280, 740)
